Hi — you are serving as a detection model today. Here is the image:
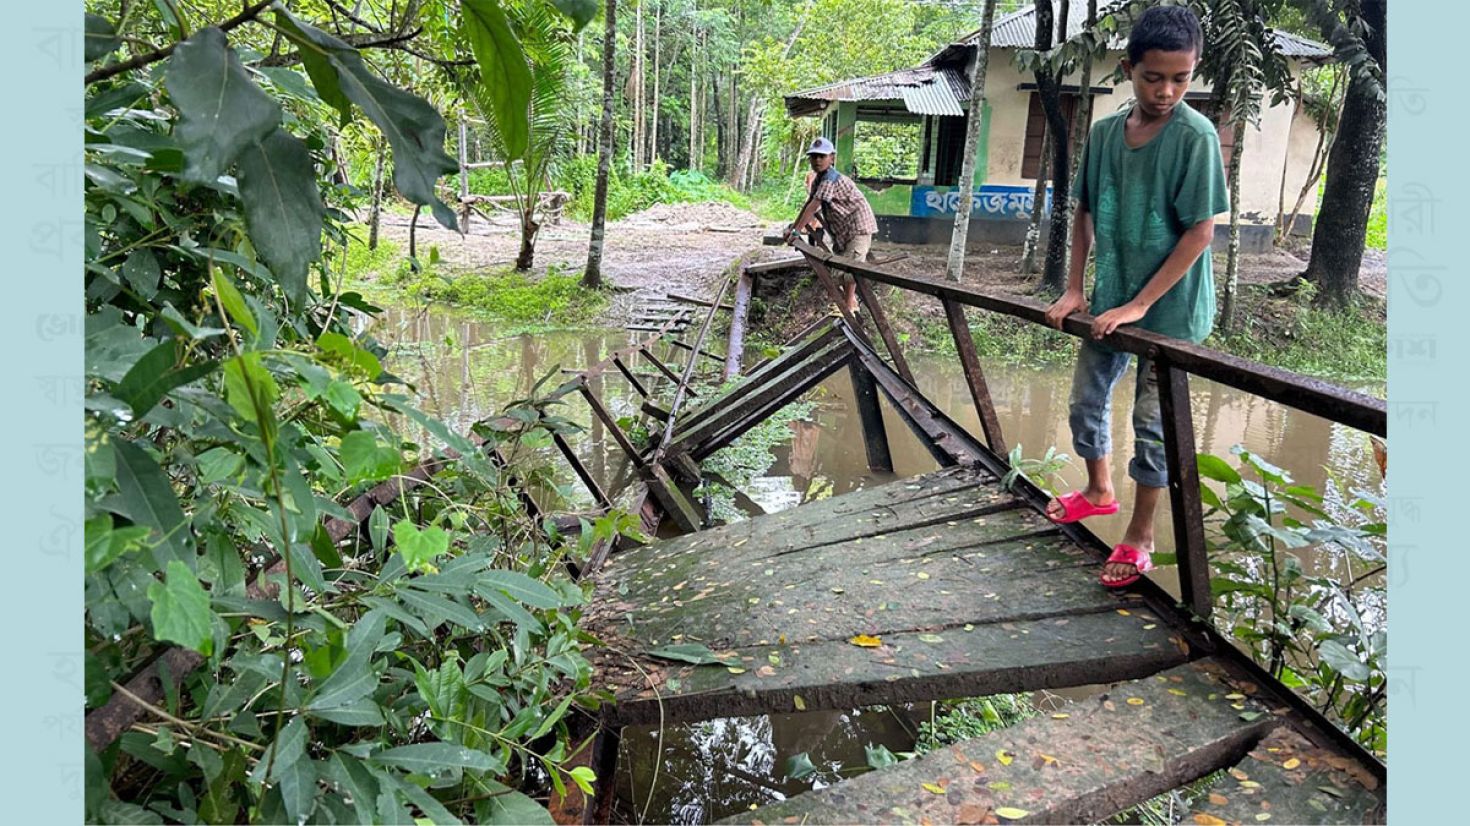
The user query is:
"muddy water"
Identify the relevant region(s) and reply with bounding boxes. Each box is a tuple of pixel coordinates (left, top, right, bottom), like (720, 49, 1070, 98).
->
(372, 305, 1384, 824)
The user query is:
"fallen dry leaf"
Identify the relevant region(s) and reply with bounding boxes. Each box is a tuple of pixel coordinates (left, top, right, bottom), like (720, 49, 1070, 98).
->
(1283, 758, 1301, 770)
(1193, 815, 1227, 826)
(922, 782, 946, 795)
(849, 634, 882, 648)
(1208, 793, 1229, 806)
(995, 749, 1014, 766)
(994, 808, 1030, 821)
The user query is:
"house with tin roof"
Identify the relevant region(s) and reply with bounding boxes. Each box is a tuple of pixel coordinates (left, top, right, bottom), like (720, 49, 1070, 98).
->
(783, 1, 1332, 251)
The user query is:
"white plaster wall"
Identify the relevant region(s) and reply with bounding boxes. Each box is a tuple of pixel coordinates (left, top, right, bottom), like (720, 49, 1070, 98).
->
(979, 49, 1324, 226)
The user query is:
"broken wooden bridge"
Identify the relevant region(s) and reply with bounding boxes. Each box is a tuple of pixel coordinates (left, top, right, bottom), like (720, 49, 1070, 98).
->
(561, 241, 1388, 825)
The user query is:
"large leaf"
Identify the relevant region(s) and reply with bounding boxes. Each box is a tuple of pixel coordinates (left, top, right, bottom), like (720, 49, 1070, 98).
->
(114, 339, 219, 417)
(85, 13, 123, 62)
(164, 27, 281, 183)
(462, 0, 532, 159)
(371, 743, 504, 774)
(309, 609, 388, 710)
(548, 0, 598, 31)
(235, 128, 323, 304)
(478, 569, 563, 609)
(341, 431, 401, 484)
(480, 788, 554, 825)
(1316, 639, 1370, 682)
(274, 11, 460, 229)
(147, 560, 213, 655)
(113, 439, 192, 571)
(222, 352, 280, 425)
(393, 522, 450, 574)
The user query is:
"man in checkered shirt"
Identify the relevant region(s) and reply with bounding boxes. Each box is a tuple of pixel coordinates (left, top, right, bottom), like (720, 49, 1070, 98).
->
(786, 137, 878, 312)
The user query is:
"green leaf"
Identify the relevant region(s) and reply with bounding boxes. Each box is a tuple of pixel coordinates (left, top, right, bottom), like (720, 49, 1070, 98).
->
(478, 570, 563, 609)
(643, 643, 724, 666)
(317, 331, 383, 379)
(368, 507, 391, 554)
(164, 27, 281, 183)
(325, 754, 380, 826)
(85, 515, 151, 574)
(1288, 603, 1333, 633)
(462, 0, 533, 159)
(122, 249, 161, 300)
(222, 352, 280, 425)
(277, 755, 318, 824)
(274, 11, 460, 228)
(308, 698, 385, 727)
(393, 522, 449, 574)
(196, 447, 244, 484)
(114, 339, 218, 418)
(1196, 454, 1241, 484)
(480, 788, 554, 825)
(325, 380, 362, 418)
(476, 586, 542, 630)
(865, 743, 898, 769)
(236, 129, 324, 304)
(785, 752, 817, 780)
(372, 743, 504, 774)
(568, 766, 596, 795)
(530, 694, 576, 739)
(310, 609, 388, 710)
(85, 13, 123, 62)
(147, 560, 214, 655)
(548, 0, 598, 31)
(211, 268, 258, 336)
(113, 440, 192, 571)
(1317, 639, 1370, 682)
(341, 431, 401, 484)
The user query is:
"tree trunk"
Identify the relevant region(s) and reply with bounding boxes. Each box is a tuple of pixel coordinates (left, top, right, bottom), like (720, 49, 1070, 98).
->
(1062, 0, 1096, 270)
(1021, 128, 1049, 277)
(945, 0, 998, 282)
(1221, 117, 1247, 330)
(1036, 0, 1071, 293)
(712, 73, 726, 177)
(733, 98, 763, 191)
(651, 0, 661, 166)
(1301, 0, 1386, 308)
(367, 138, 386, 250)
(516, 213, 540, 271)
(689, 25, 699, 170)
(1279, 68, 1343, 245)
(633, 0, 645, 171)
(582, 0, 617, 289)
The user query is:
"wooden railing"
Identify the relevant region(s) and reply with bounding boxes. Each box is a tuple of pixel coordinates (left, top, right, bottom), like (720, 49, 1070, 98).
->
(791, 239, 1387, 620)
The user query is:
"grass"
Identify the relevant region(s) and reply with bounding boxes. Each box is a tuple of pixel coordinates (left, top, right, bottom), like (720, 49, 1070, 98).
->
(340, 232, 608, 331)
(1208, 283, 1386, 384)
(1364, 176, 1386, 250)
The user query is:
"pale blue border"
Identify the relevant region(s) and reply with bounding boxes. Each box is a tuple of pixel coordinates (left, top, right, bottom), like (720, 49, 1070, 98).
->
(4, 2, 82, 819)
(1390, 1, 1457, 820)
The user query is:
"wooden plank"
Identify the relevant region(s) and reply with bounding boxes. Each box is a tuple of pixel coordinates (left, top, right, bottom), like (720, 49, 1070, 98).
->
(855, 275, 917, 385)
(692, 346, 854, 460)
(676, 321, 840, 431)
(1187, 727, 1384, 825)
(642, 463, 702, 533)
(668, 338, 724, 364)
(639, 348, 698, 395)
(943, 297, 1008, 455)
(622, 465, 994, 562)
(671, 337, 851, 456)
(849, 362, 893, 472)
(744, 257, 811, 278)
(791, 239, 1386, 437)
(607, 610, 1189, 728)
(667, 291, 735, 311)
(724, 271, 755, 379)
(719, 658, 1278, 825)
(578, 385, 643, 467)
(1157, 361, 1212, 619)
(847, 326, 986, 467)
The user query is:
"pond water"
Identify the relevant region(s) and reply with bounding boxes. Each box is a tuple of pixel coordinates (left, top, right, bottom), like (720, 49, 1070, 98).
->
(372, 302, 1386, 824)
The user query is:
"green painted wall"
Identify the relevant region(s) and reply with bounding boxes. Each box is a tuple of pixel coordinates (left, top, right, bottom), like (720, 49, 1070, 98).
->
(858, 183, 914, 215)
(835, 101, 857, 176)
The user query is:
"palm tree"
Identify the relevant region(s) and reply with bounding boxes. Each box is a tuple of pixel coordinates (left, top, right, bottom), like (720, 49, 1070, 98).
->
(476, 1, 575, 271)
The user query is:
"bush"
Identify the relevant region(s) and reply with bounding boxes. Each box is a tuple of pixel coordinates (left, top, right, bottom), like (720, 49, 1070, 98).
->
(388, 262, 607, 328)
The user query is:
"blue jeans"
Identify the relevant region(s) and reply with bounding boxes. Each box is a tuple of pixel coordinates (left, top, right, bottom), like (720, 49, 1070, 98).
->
(1068, 341, 1168, 488)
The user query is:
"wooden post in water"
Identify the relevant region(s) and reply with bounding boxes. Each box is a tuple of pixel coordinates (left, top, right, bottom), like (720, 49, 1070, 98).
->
(725, 270, 755, 379)
(849, 362, 893, 472)
(1156, 360, 1212, 619)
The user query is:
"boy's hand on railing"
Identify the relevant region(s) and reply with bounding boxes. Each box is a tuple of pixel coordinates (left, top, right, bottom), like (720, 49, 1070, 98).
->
(1044, 289, 1088, 330)
(1091, 300, 1148, 339)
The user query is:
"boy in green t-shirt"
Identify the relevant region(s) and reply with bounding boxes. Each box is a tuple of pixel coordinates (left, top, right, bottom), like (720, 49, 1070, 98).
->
(1042, 5, 1229, 588)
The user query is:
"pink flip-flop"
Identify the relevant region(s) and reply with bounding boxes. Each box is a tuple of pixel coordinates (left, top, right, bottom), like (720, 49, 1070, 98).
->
(1047, 490, 1120, 524)
(1101, 543, 1154, 589)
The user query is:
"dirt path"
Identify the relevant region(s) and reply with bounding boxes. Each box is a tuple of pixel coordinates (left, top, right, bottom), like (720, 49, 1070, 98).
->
(376, 202, 779, 324)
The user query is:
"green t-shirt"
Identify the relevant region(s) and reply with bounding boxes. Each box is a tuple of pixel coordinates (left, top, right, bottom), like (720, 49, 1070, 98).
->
(1075, 101, 1229, 342)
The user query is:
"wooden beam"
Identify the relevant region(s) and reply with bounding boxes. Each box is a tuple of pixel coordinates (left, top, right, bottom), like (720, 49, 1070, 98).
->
(854, 274, 916, 385)
(552, 433, 611, 510)
(612, 356, 649, 397)
(579, 385, 644, 467)
(848, 362, 893, 472)
(941, 297, 1007, 456)
(1157, 361, 1212, 619)
(666, 291, 734, 311)
(724, 271, 756, 379)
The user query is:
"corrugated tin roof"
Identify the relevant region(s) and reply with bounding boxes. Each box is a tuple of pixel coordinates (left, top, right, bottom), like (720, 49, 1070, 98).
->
(785, 64, 969, 118)
(942, 0, 1329, 60)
